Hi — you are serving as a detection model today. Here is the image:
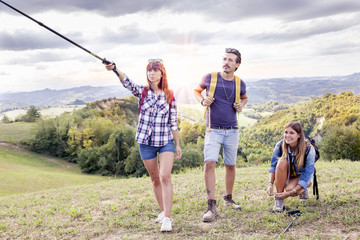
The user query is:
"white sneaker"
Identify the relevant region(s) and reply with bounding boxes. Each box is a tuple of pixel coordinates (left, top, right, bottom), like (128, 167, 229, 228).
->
(155, 211, 164, 223)
(160, 217, 172, 232)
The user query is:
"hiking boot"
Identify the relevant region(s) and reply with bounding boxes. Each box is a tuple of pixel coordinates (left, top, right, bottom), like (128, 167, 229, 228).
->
(273, 197, 285, 212)
(155, 211, 164, 223)
(223, 194, 242, 210)
(202, 199, 217, 222)
(299, 189, 309, 202)
(160, 217, 172, 232)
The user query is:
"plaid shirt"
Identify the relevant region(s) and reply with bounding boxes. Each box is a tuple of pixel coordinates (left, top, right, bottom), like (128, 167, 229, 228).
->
(121, 75, 178, 147)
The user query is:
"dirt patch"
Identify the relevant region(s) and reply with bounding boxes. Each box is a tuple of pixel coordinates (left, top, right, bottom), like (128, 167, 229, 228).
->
(0, 141, 24, 151)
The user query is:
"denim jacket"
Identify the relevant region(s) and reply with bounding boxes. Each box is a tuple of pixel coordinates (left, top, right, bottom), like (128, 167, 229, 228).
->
(269, 140, 315, 190)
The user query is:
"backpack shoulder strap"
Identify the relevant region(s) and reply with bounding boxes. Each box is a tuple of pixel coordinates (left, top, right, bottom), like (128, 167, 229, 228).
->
(204, 72, 218, 131)
(208, 72, 218, 98)
(169, 89, 174, 109)
(234, 75, 241, 103)
(167, 90, 174, 123)
(138, 87, 148, 115)
(279, 139, 284, 155)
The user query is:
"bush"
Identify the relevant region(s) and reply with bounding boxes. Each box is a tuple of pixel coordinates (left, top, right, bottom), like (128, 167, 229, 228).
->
(15, 106, 41, 122)
(30, 119, 69, 158)
(124, 145, 147, 177)
(320, 125, 360, 161)
(173, 144, 203, 173)
(1, 114, 12, 123)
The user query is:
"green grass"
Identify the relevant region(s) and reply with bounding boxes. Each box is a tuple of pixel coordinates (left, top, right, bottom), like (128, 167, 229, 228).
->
(0, 147, 110, 197)
(0, 122, 37, 142)
(0, 160, 359, 239)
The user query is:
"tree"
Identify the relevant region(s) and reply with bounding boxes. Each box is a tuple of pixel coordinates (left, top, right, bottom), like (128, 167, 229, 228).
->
(1, 114, 12, 123)
(320, 125, 360, 161)
(25, 106, 41, 122)
(16, 106, 41, 122)
(124, 145, 147, 177)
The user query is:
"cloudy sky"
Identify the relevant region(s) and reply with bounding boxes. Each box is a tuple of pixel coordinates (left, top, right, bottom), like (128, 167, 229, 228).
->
(1, 0, 360, 93)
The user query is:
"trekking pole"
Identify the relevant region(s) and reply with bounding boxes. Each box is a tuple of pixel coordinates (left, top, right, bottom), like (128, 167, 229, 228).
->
(0, 0, 118, 74)
(276, 210, 301, 239)
(277, 221, 293, 239)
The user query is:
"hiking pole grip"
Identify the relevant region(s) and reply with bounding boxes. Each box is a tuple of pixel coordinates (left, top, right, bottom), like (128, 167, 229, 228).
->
(103, 58, 120, 77)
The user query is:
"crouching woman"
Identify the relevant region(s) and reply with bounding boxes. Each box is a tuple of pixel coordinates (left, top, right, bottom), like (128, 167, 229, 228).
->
(266, 121, 315, 212)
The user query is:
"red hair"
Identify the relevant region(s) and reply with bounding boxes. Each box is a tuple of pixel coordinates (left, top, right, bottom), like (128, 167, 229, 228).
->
(146, 61, 172, 104)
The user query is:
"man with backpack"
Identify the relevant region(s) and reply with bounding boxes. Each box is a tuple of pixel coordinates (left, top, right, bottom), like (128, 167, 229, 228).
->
(193, 48, 248, 222)
(266, 121, 317, 212)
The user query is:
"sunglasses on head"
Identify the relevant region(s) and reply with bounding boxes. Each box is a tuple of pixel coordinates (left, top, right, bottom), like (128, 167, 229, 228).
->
(148, 59, 163, 63)
(225, 48, 241, 56)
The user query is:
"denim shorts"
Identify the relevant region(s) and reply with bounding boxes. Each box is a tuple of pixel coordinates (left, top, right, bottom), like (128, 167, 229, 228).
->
(139, 140, 175, 160)
(204, 128, 239, 166)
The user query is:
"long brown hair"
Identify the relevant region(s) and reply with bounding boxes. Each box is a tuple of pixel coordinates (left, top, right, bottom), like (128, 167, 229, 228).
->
(280, 121, 310, 170)
(146, 61, 172, 104)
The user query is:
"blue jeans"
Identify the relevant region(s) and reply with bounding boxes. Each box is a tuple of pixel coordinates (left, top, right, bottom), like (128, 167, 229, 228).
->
(204, 129, 239, 166)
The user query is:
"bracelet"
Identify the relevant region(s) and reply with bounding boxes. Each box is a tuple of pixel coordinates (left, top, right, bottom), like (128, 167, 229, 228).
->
(268, 182, 273, 187)
(293, 189, 297, 195)
(201, 99, 205, 106)
(290, 191, 293, 197)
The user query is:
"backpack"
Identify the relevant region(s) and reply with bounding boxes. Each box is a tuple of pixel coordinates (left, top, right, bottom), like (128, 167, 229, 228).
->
(204, 72, 241, 131)
(138, 88, 174, 115)
(306, 137, 320, 200)
(279, 137, 320, 200)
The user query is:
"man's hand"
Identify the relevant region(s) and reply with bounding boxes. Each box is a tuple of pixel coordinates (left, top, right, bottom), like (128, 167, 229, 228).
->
(233, 103, 243, 112)
(202, 97, 215, 106)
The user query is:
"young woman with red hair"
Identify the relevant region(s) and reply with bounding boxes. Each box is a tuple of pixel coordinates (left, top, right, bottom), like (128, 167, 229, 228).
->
(105, 59, 182, 232)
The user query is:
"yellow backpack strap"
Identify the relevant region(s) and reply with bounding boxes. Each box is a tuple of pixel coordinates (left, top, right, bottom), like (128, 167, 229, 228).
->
(204, 72, 218, 132)
(209, 72, 218, 99)
(235, 75, 241, 103)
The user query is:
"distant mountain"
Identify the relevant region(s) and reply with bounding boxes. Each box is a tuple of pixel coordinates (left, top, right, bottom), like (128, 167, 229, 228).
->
(0, 73, 359, 110)
(0, 85, 130, 110)
(245, 72, 360, 105)
(174, 72, 360, 105)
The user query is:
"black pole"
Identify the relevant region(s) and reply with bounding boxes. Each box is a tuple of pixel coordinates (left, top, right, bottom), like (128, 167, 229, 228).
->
(0, 0, 111, 65)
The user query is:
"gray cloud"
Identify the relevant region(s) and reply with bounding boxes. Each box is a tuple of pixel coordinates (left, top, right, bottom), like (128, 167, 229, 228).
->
(98, 24, 216, 46)
(0, 30, 85, 51)
(6, 52, 70, 65)
(248, 15, 360, 43)
(3, 0, 360, 22)
(316, 42, 360, 56)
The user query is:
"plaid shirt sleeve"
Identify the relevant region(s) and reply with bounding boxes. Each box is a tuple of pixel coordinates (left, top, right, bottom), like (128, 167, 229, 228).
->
(168, 95, 178, 131)
(120, 75, 143, 98)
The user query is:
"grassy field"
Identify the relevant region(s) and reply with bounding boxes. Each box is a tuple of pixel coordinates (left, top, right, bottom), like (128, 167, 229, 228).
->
(0, 122, 37, 142)
(0, 145, 110, 197)
(0, 160, 359, 239)
(0, 105, 85, 122)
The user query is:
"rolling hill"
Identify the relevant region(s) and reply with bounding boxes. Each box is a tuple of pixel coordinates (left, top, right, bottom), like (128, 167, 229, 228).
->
(1, 72, 359, 111)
